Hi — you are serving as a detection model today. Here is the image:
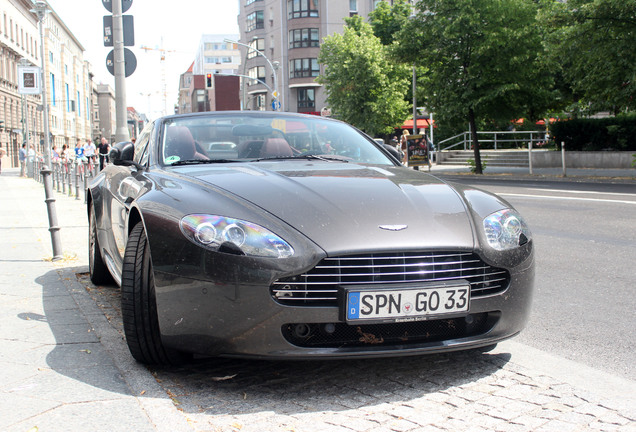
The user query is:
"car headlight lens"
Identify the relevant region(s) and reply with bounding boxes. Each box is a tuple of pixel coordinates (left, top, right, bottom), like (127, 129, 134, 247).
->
(483, 209, 531, 251)
(180, 214, 294, 258)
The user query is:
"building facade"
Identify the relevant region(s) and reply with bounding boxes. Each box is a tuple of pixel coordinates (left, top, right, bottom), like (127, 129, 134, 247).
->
(237, 0, 383, 114)
(0, 0, 93, 168)
(96, 83, 115, 142)
(0, 0, 41, 167)
(193, 34, 241, 77)
(41, 3, 92, 151)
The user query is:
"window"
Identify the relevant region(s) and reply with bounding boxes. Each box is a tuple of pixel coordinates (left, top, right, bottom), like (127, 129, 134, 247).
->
(289, 28, 319, 48)
(246, 11, 264, 32)
(66, 84, 70, 112)
(297, 88, 315, 110)
(248, 66, 266, 85)
(349, 0, 358, 16)
(77, 91, 81, 116)
(246, 0, 263, 4)
(50, 73, 56, 106)
(256, 94, 266, 111)
(289, 58, 320, 78)
(248, 38, 264, 59)
(288, 0, 319, 18)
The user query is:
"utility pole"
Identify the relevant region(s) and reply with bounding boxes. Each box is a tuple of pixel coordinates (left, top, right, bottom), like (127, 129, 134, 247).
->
(112, 0, 130, 142)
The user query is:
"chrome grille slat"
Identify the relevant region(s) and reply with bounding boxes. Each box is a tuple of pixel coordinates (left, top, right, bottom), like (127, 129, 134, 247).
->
(270, 251, 510, 306)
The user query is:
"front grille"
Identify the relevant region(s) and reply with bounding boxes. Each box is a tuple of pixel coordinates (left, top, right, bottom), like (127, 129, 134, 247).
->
(271, 251, 509, 306)
(282, 312, 497, 348)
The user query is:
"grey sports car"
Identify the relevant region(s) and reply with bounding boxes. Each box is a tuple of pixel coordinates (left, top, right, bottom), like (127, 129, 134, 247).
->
(87, 111, 534, 365)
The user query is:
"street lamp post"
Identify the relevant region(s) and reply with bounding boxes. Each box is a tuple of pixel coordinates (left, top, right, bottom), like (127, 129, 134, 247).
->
(224, 38, 279, 110)
(31, 1, 62, 260)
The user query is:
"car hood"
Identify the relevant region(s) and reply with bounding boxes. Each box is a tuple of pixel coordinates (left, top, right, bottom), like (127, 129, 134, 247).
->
(181, 162, 475, 255)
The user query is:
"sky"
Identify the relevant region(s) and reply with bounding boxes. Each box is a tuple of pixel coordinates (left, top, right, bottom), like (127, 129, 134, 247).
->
(46, 0, 240, 120)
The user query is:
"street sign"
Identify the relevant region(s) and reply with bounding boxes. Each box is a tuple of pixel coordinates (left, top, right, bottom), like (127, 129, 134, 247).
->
(106, 48, 137, 77)
(272, 99, 281, 111)
(102, 0, 133, 13)
(103, 15, 134, 47)
(18, 66, 41, 95)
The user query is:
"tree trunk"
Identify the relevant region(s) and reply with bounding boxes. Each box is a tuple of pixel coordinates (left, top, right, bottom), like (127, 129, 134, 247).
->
(469, 108, 483, 174)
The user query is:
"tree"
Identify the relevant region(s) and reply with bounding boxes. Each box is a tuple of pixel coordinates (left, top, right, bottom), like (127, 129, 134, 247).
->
(368, 0, 413, 46)
(395, 0, 550, 173)
(545, 0, 636, 114)
(317, 18, 409, 137)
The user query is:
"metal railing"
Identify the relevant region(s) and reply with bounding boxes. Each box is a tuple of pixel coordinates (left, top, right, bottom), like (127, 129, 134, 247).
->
(438, 130, 547, 152)
(31, 157, 100, 203)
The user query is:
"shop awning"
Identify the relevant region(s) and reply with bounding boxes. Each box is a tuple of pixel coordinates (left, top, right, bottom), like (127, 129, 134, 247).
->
(402, 118, 434, 129)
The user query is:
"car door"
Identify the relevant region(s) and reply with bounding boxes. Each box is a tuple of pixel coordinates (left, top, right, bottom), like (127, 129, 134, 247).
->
(107, 124, 154, 277)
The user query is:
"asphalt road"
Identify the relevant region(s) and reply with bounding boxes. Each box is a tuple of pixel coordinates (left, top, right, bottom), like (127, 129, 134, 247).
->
(438, 175, 636, 380)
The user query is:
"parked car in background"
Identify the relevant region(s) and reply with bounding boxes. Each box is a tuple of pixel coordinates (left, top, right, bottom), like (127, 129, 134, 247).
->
(87, 111, 534, 364)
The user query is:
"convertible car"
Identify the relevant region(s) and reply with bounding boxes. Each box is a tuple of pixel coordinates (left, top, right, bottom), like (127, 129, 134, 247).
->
(87, 111, 534, 365)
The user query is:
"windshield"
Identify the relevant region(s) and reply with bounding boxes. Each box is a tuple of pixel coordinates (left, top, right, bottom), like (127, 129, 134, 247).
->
(160, 113, 394, 166)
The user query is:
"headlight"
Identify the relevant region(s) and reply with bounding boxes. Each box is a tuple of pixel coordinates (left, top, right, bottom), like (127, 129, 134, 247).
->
(483, 209, 531, 251)
(180, 214, 294, 258)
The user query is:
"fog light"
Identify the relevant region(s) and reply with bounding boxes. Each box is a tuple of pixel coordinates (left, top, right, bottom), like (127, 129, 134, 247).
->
(293, 323, 311, 338)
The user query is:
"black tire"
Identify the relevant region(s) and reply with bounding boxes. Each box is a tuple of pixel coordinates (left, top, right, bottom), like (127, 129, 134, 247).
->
(89, 205, 114, 285)
(121, 222, 187, 365)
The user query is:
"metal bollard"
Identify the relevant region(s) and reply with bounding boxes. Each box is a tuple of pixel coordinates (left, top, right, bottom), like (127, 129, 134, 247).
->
(61, 162, 67, 195)
(74, 162, 81, 200)
(83, 160, 89, 203)
(69, 162, 74, 197)
(55, 163, 61, 193)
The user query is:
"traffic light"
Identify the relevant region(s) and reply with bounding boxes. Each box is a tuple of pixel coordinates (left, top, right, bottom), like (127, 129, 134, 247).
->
(205, 73, 213, 89)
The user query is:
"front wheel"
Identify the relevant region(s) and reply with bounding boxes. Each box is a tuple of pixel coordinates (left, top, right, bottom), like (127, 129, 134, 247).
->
(121, 222, 188, 365)
(89, 205, 113, 286)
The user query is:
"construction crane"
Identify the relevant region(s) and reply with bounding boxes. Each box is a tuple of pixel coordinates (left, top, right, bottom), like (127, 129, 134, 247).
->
(139, 41, 176, 116)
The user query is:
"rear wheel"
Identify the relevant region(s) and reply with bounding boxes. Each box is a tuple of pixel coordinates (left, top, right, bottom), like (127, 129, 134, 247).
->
(89, 205, 113, 285)
(121, 222, 188, 365)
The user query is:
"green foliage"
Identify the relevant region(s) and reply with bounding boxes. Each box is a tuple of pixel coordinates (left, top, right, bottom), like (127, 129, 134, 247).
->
(368, 0, 413, 46)
(317, 20, 410, 136)
(395, 0, 551, 128)
(467, 158, 487, 174)
(550, 114, 636, 151)
(544, 0, 636, 113)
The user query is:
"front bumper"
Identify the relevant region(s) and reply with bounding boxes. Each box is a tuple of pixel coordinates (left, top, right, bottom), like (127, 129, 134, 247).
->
(153, 249, 534, 359)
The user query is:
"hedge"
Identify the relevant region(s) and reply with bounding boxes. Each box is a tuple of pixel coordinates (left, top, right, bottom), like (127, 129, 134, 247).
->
(550, 114, 636, 151)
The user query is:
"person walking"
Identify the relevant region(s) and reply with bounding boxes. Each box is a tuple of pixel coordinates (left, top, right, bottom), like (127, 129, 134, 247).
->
(98, 137, 110, 171)
(19, 143, 27, 177)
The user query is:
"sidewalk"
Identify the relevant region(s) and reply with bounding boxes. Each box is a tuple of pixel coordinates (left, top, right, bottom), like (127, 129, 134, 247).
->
(1, 166, 635, 432)
(0, 168, 190, 432)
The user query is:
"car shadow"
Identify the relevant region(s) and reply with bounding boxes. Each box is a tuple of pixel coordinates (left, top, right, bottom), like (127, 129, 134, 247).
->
(149, 343, 511, 416)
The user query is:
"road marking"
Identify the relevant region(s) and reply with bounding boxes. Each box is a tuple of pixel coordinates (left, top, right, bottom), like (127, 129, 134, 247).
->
(498, 192, 636, 205)
(527, 188, 636, 197)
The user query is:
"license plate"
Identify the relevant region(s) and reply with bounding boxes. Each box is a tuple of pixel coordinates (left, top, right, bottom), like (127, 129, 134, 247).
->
(345, 284, 470, 323)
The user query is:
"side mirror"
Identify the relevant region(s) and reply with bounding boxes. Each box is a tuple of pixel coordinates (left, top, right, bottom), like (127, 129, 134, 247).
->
(109, 141, 144, 170)
(383, 144, 402, 163)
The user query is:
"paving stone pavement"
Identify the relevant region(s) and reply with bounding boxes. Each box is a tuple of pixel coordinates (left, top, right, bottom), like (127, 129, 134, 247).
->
(1, 167, 635, 432)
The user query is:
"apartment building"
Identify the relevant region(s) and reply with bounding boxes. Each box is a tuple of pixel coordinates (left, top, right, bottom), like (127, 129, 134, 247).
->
(43, 4, 92, 150)
(0, 0, 93, 167)
(0, 0, 40, 167)
(237, 0, 383, 113)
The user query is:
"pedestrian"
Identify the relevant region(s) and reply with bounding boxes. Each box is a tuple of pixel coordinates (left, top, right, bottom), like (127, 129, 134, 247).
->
(19, 143, 27, 177)
(98, 137, 110, 171)
(84, 138, 96, 164)
(400, 129, 410, 164)
(27, 145, 36, 177)
(0, 146, 5, 174)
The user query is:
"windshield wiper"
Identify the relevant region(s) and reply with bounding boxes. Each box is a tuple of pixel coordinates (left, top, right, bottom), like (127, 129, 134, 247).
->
(170, 159, 240, 166)
(253, 155, 349, 163)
